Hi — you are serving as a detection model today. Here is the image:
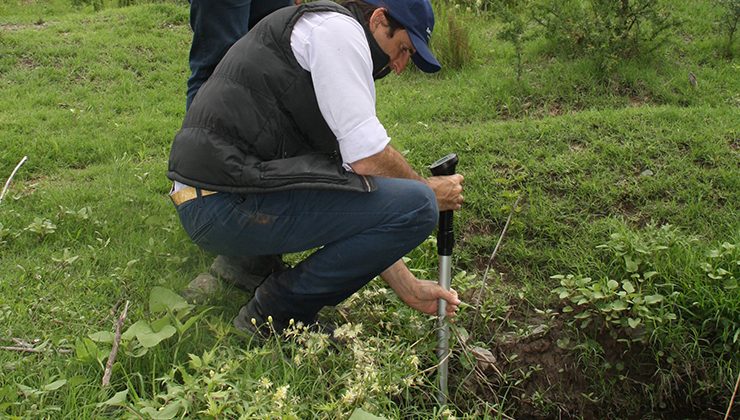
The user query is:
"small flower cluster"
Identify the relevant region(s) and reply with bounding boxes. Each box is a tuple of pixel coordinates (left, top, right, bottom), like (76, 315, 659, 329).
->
(333, 322, 363, 341)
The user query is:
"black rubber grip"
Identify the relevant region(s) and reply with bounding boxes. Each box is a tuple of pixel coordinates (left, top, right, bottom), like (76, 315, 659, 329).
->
(429, 154, 458, 256)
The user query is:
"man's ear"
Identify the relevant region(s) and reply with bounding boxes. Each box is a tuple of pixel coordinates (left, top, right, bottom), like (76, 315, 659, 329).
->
(369, 8, 388, 31)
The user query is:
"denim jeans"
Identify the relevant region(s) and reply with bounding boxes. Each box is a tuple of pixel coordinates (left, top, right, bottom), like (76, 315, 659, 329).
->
(187, 0, 293, 109)
(175, 177, 438, 323)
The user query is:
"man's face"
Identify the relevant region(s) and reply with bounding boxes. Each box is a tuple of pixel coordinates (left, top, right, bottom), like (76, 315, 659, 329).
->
(370, 10, 416, 75)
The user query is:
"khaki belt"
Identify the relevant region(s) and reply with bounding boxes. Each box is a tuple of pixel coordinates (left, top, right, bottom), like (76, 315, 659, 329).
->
(170, 186, 218, 206)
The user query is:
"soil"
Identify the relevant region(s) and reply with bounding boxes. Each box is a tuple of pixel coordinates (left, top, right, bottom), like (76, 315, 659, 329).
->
(455, 301, 730, 419)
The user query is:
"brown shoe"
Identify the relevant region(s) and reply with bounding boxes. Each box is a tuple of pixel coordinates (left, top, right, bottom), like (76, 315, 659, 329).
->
(210, 255, 287, 294)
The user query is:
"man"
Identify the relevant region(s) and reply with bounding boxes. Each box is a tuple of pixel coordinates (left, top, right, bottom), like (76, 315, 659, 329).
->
(187, 0, 298, 289)
(168, 0, 464, 335)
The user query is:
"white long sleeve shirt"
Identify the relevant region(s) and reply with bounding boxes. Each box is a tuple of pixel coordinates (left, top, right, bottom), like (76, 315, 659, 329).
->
(290, 11, 390, 165)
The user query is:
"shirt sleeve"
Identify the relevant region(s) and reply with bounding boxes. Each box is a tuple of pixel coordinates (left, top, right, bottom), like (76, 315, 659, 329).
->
(291, 12, 390, 164)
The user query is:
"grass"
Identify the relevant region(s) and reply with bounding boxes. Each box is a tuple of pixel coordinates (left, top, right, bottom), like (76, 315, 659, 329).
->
(1, 0, 738, 418)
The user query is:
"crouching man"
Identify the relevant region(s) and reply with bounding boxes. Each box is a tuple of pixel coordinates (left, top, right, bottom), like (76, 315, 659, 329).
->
(167, 0, 464, 336)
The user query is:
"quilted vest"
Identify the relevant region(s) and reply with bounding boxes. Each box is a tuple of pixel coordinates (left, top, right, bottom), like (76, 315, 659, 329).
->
(168, 1, 374, 193)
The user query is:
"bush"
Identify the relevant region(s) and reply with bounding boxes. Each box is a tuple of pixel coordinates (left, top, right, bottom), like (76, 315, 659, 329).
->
(533, 0, 678, 71)
(491, 0, 536, 80)
(715, 0, 740, 57)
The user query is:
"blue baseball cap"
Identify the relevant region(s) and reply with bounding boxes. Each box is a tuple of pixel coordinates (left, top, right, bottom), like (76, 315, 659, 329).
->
(364, 0, 442, 73)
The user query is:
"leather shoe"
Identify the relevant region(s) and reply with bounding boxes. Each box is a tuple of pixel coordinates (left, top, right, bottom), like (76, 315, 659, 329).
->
(210, 255, 287, 294)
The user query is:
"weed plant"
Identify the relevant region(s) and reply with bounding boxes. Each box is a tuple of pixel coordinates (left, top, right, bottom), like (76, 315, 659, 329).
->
(552, 224, 739, 407)
(431, 3, 475, 70)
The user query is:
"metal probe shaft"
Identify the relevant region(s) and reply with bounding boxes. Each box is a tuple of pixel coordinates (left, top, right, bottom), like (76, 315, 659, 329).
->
(429, 153, 459, 406)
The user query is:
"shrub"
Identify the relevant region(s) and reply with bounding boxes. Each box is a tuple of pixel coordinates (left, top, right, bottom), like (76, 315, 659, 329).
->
(490, 0, 536, 80)
(715, 0, 740, 57)
(532, 0, 678, 71)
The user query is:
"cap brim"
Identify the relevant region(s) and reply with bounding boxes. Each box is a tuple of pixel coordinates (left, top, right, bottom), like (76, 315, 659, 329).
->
(409, 32, 441, 73)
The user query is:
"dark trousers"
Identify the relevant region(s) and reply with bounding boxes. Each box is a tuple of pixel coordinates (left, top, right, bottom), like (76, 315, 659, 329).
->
(187, 0, 293, 109)
(175, 178, 438, 324)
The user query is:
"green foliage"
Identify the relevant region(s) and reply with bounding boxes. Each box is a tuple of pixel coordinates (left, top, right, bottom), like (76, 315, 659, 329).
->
(532, 0, 679, 72)
(0, 222, 10, 246)
(68, 0, 185, 10)
(24, 217, 57, 239)
(695, 241, 740, 352)
(431, 5, 475, 70)
(702, 242, 739, 293)
(552, 225, 686, 341)
(491, 0, 535, 80)
(552, 225, 739, 403)
(715, 0, 740, 57)
(71, 0, 104, 11)
(595, 226, 739, 360)
(115, 0, 187, 7)
(78, 287, 207, 366)
(596, 224, 696, 276)
(5, 377, 73, 418)
(78, 283, 434, 419)
(553, 273, 676, 339)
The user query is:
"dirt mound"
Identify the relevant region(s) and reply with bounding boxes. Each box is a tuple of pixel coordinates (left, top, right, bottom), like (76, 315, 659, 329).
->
(456, 307, 725, 419)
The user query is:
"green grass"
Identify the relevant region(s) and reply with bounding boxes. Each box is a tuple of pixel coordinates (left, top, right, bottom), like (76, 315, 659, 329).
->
(1, 0, 738, 418)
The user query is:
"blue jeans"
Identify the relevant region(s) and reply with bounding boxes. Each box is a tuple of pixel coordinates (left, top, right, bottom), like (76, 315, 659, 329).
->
(175, 178, 438, 323)
(187, 0, 293, 109)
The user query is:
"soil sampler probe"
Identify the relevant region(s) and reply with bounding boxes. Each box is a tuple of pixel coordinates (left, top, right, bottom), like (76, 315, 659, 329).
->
(429, 153, 459, 406)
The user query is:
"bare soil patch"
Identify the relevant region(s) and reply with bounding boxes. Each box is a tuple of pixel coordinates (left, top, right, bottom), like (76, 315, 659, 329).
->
(0, 22, 48, 32)
(455, 302, 728, 418)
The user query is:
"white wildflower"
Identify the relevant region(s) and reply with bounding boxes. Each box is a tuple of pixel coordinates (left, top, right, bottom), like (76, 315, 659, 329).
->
(441, 408, 456, 420)
(409, 354, 420, 369)
(259, 377, 273, 389)
(273, 384, 289, 403)
(333, 322, 363, 341)
(341, 387, 359, 404)
(371, 381, 381, 393)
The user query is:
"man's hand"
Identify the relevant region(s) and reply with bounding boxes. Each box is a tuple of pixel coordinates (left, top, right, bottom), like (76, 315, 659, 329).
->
(349, 146, 464, 211)
(381, 260, 462, 317)
(426, 174, 464, 211)
(398, 279, 461, 317)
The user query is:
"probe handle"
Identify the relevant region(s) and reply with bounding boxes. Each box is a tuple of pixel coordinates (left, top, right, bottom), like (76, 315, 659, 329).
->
(429, 153, 459, 256)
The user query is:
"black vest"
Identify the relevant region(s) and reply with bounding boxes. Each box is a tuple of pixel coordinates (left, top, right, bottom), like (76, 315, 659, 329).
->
(167, 1, 374, 193)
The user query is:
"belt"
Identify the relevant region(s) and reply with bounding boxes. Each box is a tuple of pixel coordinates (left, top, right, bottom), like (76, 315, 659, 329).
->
(169, 186, 218, 206)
